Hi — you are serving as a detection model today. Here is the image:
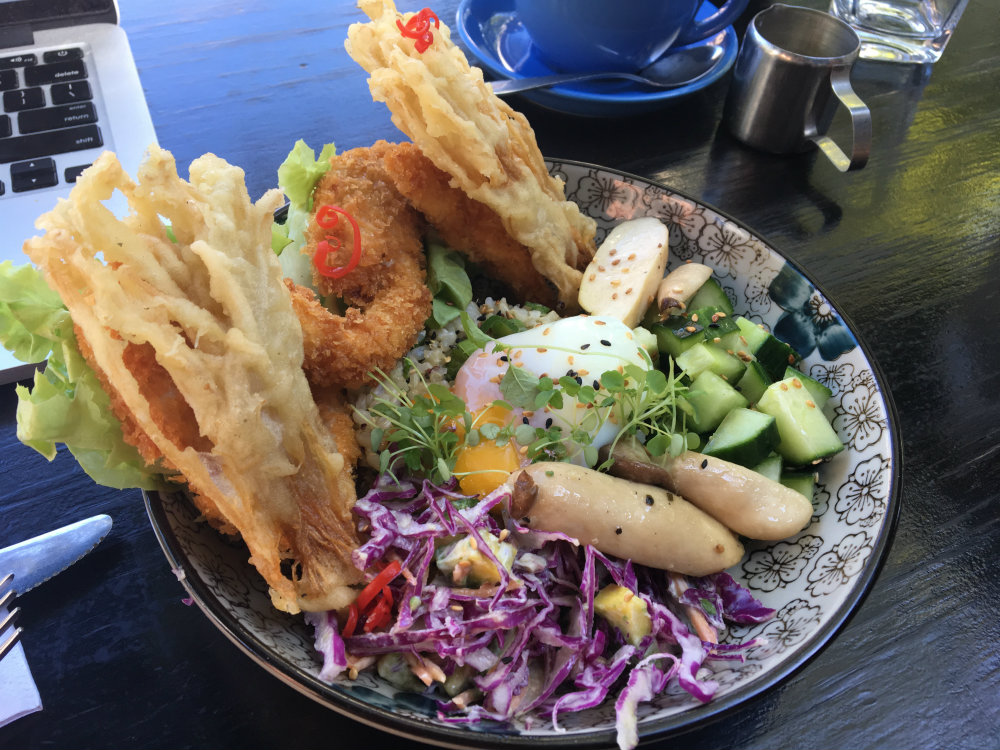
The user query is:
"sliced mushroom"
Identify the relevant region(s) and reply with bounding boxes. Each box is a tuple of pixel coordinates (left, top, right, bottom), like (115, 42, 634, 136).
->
(655, 263, 714, 319)
(602, 439, 814, 541)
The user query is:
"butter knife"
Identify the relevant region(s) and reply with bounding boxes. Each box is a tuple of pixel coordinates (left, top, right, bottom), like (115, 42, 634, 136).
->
(0, 515, 113, 595)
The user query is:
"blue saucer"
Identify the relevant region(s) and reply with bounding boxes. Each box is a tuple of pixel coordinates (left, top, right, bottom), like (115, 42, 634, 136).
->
(455, 0, 738, 117)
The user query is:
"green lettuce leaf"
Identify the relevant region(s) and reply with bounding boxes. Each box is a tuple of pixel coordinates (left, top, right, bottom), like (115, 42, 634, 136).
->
(275, 140, 337, 287)
(277, 139, 337, 212)
(426, 243, 473, 328)
(0, 261, 168, 490)
(0, 261, 72, 364)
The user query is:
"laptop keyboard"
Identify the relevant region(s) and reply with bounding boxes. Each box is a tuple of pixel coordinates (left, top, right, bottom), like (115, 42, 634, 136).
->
(0, 46, 103, 196)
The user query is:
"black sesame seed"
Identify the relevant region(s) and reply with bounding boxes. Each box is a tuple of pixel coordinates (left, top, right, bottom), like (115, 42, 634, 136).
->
(581, 343, 591, 350)
(501, 655, 513, 664)
(545, 418, 553, 428)
(600, 339, 612, 347)
(575, 376, 583, 385)
(592, 380, 600, 390)
(615, 526, 623, 535)
(700, 459, 708, 469)
(645, 495, 654, 506)
(522, 416, 530, 424)
(500, 355, 509, 362)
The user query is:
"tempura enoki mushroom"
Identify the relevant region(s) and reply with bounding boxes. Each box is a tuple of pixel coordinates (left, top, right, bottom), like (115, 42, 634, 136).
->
(23, 146, 362, 614)
(346, 0, 597, 311)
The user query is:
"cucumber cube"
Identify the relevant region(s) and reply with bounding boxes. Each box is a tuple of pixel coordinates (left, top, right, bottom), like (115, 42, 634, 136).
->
(753, 453, 784, 482)
(651, 320, 705, 360)
(754, 335, 799, 381)
(686, 278, 734, 316)
(733, 316, 799, 380)
(716, 328, 754, 360)
(702, 407, 780, 468)
(683, 370, 749, 434)
(781, 470, 818, 501)
(783, 366, 833, 409)
(633, 326, 658, 360)
(736, 360, 772, 405)
(701, 314, 740, 345)
(757, 377, 845, 466)
(734, 316, 770, 351)
(676, 342, 747, 382)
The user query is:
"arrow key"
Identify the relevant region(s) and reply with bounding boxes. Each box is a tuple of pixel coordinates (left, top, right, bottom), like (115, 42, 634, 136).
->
(11, 157, 58, 192)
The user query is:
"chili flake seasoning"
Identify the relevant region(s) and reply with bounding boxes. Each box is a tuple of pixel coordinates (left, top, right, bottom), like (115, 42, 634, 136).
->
(312, 204, 362, 279)
(396, 7, 439, 53)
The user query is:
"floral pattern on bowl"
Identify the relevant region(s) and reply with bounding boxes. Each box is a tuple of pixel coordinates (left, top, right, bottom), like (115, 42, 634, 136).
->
(144, 161, 900, 748)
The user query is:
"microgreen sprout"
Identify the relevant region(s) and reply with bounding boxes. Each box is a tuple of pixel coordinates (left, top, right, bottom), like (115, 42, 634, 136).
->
(358, 315, 694, 484)
(498, 354, 693, 469)
(356, 359, 519, 487)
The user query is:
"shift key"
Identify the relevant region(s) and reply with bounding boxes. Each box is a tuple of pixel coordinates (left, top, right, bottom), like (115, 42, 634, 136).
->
(0, 124, 103, 164)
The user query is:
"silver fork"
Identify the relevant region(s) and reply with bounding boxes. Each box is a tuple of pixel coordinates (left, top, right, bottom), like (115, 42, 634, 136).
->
(0, 572, 23, 662)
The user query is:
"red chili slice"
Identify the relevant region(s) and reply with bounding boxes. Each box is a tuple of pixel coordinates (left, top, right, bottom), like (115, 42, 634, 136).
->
(312, 204, 362, 279)
(357, 560, 402, 612)
(363, 595, 393, 633)
(342, 560, 403, 637)
(342, 602, 360, 639)
(396, 8, 439, 53)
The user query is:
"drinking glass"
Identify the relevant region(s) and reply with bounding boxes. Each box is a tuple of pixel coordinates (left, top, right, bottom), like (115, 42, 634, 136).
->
(829, 0, 970, 62)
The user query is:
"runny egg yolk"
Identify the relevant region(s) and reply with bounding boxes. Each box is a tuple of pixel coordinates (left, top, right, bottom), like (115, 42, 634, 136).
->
(452, 405, 522, 497)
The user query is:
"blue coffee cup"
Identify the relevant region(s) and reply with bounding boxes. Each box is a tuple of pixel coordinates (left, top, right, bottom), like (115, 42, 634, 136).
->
(514, 0, 748, 73)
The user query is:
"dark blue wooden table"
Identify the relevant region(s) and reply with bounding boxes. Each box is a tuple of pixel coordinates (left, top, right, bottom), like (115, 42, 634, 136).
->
(2, 1, 998, 748)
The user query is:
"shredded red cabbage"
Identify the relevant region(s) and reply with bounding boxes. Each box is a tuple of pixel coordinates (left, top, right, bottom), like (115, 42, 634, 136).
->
(308, 475, 774, 750)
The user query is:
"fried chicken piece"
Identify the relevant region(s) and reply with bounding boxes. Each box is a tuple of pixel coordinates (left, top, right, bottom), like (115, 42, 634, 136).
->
(382, 142, 560, 308)
(25, 147, 362, 614)
(294, 141, 432, 390)
(346, 0, 597, 311)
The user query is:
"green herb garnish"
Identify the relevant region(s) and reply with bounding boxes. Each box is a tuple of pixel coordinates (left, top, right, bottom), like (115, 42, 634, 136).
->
(359, 315, 693, 483)
(426, 244, 473, 328)
(356, 359, 517, 486)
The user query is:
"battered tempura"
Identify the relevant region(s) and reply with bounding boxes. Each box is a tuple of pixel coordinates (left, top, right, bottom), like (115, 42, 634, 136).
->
(346, 0, 596, 311)
(24, 147, 362, 614)
(382, 142, 561, 309)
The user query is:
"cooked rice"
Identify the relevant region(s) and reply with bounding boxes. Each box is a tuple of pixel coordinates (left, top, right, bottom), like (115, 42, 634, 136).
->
(352, 296, 561, 469)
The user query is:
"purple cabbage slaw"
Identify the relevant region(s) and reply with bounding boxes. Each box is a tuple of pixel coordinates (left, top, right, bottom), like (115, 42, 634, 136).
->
(306, 475, 774, 750)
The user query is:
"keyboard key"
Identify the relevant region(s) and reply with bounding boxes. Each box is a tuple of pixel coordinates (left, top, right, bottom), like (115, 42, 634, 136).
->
(0, 125, 103, 164)
(11, 158, 58, 192)
(64, 164, 91, 183)
(19, 102, 97, 134)
(0, 54, 36, 69)
(24, 60, 87, 87)
(43, 48, 85, 64)
(3, 87, 45, 112)
(50, 80, 92, 104)
(0, 115, 9, 138)
(0, 69, 16, 92)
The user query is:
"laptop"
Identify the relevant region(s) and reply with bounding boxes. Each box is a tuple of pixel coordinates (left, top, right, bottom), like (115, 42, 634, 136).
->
(1, 0, 157, 382)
